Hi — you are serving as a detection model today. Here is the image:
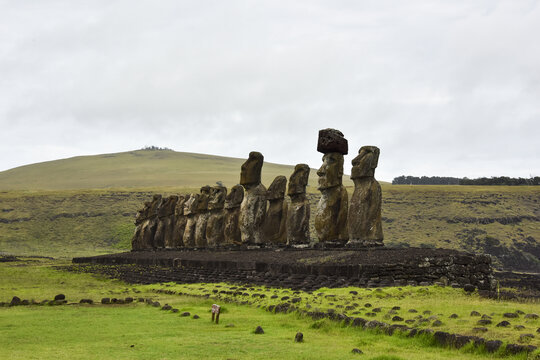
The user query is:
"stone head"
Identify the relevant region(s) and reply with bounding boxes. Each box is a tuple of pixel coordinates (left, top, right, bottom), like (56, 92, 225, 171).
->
(317, 152, 344, 190)
(351, 146, 380, 179)
(288, 164, 310, 196)
(159, 195, 178, 217)
(197, 186, 211, 212)
(174, 195, 186, 216)
(225, 184, 244, 209)
(240, 151, 264, 187)
(267, 176, 287, 200)
(149, 194, 163, 215)
(184, 193, 199, 216)
(208, 186, 227, 210)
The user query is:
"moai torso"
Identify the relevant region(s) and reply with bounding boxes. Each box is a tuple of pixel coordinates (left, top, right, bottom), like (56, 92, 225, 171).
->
(154, 195, 177, 249)
(224, 185, 244, 246)
(206, 186, 227, 247)
(163, 195, 178, 248)
(347, 146, 383, 247)
(172, 195, 187, 248)
(182, 193, 200, 248)
(141, 194, 162, 249)
(194, 186, 211, 248)
(314, 129, 349, 247)
(286, 164, 311, 246)
(263, 176, 288, 245)
(239, 152, 267, 245)
(131, 201, 151, 250)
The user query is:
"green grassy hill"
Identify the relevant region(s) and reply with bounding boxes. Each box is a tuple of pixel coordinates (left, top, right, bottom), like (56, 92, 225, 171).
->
(0, 150, 538, 271)
(0, 149, 337, 190)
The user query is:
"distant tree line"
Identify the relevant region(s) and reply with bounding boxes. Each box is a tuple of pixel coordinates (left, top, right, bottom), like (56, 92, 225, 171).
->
(392, 175, 540, 186)
(140, 146, 173, 151)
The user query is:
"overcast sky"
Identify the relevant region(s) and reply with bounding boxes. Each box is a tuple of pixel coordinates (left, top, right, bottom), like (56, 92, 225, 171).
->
(1, 1, 539, 181)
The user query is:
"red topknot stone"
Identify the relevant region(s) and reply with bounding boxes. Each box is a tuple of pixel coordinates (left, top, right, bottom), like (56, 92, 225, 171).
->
(317, 128, 348, 155)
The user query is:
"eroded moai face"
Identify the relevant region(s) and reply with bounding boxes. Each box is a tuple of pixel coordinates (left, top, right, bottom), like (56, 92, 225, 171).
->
(208, 186, 227, 210)
(240, 152, 264, 187)
(267, 176, 287, 200)
(174, 195, 186, 216)
(197, 186, 211, 212)
(184, 193, 199, 216)
(288, 164, 310, 196)
(317, 152, 344, 190)
(351, 146, 380, 179)
(225, 185, 244, 209)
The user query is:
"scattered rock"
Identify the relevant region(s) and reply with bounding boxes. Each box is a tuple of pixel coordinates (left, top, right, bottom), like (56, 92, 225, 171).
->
(408, 309, 418, 313)
(351, 348, 363, 354)
(481, 314, 491, 320)
(477, 319, 492, 325)
(101, 298, 110, 304)
(516, 310, 525, 315)
(503, 312, 519, 318)
(181, 312, 191, 317)
(193, 314, 200, 319)
(496, 321, 511, 327)
(372, 307, 381, 313)
(514, 325, 525, 330)
(162, 305, 172, 310)
(392, 316, 404, 322)
(470, 311, 481, 316)
(524, 313, 538, 319)
(364, 303, 372, 308)
(463, 284, 476, 293)
(125, 297, 134, 303)
(472, 327, 488, 333)
(294, 332, 303, 342)
(432, 320, 443, 327)
(423, 310, 431, 315)
(79, 299, 93, 304)
(152, 301, 160, 307)
(10, 296, 21, 306)
(349, 291, 358, 295)
(519, 334, 534, 343)
(485, 340, 502, 353)
(391, 306, 401, 311)
(254, 326, 264, 334)
(405, 320, 415, 324)
(449, 314, 458, 319)
(171, 309, 179, 313)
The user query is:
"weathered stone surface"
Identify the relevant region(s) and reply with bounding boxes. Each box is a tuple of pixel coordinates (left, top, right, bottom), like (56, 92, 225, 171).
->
(315, 152, 348, 246)
(154, 195, 178, 249)
(171, 195, 187, 248)
(206, 186, 227, 247)
(239, 152, 267, 245)
(263, 176, 288, 245)
(317, 128, 348, 155)
(182, 194, 200, 248)
(287, 164, 311, 246)
(224, 185, 244, 245)
(195, 186, 211, 248)
(140, 194, 162, 249)
(347, 146, 383, 248)
(131, 200, 151, 250)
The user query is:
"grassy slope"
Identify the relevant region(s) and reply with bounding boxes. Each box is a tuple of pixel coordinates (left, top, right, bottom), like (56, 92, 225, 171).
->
(0, 150, 538, 270)
(1, 259, 537, 359)
(0, 149, 340, 190)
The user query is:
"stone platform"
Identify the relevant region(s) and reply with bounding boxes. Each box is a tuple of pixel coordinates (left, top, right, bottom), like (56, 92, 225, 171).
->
(72, 248, 494, 290)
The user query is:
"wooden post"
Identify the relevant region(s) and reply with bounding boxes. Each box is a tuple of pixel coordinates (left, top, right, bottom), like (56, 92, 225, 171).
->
(211, 304, 221, 324)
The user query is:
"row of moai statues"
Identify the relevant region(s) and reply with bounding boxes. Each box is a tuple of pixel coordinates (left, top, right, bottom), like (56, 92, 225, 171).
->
(131, 153, 311, 250)
(131, 128, 383, 250)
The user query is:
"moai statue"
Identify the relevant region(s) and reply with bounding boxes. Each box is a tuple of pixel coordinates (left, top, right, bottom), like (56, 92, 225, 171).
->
(141, 194, 162, 249)
(182, 193, 200, 248)
(239, 152, 267, 245)
(347, 146, 383, 247)
(131, 201, 151, 250)
(286, 164, 311, 246)
(263, 176, 288, 245)
(223, 185, 244, 246)
(206, 186, 227, 247)
(154, 195, 178, 249)
(171, 194, 188, 248)
(195, 186, 211, 248)
(314, 129, 349, 247)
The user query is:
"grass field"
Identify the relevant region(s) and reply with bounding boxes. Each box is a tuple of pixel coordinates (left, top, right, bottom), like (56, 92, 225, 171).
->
(1, 258, 538, 359)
